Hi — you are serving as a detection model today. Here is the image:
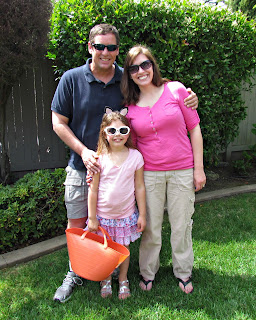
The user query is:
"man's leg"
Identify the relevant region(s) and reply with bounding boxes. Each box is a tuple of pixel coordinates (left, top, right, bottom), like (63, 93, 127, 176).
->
(53, 166, 88, 303)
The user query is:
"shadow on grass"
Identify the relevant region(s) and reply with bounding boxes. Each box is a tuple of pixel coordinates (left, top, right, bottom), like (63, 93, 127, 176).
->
(0, 247, 255, 320)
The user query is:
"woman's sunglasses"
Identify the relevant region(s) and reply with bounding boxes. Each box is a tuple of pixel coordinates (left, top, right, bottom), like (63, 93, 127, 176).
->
(92, 43, 118, 52)
(128, 60, 152, 74)
(104, 126, 130, 136)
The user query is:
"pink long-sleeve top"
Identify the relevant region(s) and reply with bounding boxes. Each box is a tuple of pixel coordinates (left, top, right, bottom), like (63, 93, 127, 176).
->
(126, 81, 200, 171)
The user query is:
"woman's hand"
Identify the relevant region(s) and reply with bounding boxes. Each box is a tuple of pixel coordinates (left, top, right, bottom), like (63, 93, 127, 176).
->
(194, 168, 206, 192)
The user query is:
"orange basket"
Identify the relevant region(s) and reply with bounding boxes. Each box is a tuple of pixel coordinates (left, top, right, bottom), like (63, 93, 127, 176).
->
(65, 226, 130, 281)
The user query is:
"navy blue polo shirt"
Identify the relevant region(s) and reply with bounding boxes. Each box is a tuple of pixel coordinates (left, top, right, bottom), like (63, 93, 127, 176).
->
(51, 58, 124, 170)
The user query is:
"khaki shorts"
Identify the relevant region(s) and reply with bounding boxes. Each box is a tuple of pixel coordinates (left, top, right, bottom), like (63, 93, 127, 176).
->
(64, 166, 88, 219)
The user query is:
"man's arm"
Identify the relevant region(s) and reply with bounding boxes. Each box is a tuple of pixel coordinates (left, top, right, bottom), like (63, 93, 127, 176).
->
(52, 111, 100, 173)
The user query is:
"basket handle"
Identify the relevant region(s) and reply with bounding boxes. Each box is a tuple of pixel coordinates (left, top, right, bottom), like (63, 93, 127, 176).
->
(81, 226, 111, 250)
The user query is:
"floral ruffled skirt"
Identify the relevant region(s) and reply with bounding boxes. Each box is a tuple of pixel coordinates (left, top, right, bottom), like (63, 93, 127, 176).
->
(96, 210, 141, 246)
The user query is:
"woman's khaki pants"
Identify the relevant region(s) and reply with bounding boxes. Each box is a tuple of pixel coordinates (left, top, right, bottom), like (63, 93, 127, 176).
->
(139, 169, 195, 280)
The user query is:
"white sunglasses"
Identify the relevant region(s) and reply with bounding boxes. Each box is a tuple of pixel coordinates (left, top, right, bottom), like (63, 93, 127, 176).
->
(104, 126, 130, 136)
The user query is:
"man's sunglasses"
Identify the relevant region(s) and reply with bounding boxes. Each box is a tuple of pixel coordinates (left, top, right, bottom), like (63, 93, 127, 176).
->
(104, 126, 130, 136)
(92, 43, 118, 52)
(128, 60, 152, 74)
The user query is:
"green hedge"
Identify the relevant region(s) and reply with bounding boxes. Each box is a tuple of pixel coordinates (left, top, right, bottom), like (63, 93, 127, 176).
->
(47, 0, 256, 165)
(0, 169, 66, 253)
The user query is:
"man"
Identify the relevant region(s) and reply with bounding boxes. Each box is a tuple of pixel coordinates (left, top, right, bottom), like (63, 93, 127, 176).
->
(51, 24, 198, 303)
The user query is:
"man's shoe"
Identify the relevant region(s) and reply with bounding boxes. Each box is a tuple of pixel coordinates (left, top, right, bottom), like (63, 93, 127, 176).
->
(53, 271, 83, 303)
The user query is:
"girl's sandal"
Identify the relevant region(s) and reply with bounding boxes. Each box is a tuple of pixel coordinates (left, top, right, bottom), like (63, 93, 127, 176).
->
(100, 280, 112, 298)
(118, 280, 131, 300)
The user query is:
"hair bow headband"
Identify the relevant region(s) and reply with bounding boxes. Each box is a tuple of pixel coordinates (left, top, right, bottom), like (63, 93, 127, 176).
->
(105, 106, 128, 116)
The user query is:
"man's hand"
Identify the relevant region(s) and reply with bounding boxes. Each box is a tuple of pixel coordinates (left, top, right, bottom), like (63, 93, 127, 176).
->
(81, 148, 100, 174)
(184, 88, 198, 110)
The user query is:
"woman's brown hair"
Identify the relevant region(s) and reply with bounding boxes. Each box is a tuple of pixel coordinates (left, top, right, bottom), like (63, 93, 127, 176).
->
(97, 111, 135, 154)
(121, 45, 169, 106)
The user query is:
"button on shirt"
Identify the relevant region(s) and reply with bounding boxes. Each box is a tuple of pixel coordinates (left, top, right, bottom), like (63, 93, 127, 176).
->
(126, 82, 200, 171)
(51, 59, 123, 170)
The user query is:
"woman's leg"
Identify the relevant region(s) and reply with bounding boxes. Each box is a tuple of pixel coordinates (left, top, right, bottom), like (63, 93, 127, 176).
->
(166, 169, 195, 293)
(139, 171, 166, 286)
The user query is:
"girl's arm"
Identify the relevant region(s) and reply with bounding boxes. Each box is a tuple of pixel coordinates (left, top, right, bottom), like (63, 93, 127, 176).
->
(134, 166, 147, 232)
(87, 172, 100, 232)
(189, 124, 207, 192)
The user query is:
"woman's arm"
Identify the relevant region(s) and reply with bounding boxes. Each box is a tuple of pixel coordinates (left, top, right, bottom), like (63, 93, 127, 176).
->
(189, 124, 207, 192)
(87, 172, 100, 232)
(134, 166, 147, 232)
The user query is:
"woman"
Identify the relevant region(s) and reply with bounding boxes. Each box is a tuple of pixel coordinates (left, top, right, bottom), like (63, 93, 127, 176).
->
(121, 45, 206, 294)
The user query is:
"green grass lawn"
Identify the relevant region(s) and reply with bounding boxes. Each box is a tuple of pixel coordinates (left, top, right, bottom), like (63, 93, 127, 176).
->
(0, 193, 255, 320)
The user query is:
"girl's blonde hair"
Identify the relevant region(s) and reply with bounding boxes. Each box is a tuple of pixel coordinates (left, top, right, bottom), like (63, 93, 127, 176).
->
(97, 111, 135, 154)
(121, 45, 169, 106)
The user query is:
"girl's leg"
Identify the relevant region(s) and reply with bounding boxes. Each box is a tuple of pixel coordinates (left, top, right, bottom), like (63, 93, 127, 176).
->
(118, 245, 131, 300)
(166, 169, 195, 294)
(139, 171, 166, 288)
(100, 275, 112, 298)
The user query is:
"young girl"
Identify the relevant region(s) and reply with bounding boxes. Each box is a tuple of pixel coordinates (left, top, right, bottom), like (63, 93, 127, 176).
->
(87, 108, 146, 300)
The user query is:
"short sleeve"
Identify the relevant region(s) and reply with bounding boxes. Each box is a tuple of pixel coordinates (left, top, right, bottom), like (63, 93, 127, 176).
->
(167, 82, 200, 131)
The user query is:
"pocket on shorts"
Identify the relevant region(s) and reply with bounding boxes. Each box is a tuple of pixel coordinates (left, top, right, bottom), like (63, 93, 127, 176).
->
(64, 176, 86, 203)
(144, 171, 157, 192)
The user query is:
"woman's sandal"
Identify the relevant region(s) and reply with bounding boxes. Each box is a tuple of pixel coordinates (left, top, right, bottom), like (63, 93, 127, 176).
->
(100, 280, 112, 298)
(177, 277, 194, 294)
(118, 280, 131, 300)
(139, 275, 154, 291)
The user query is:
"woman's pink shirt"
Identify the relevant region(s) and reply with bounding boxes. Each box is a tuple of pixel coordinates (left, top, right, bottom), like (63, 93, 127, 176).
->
(126, 82, 200, 171)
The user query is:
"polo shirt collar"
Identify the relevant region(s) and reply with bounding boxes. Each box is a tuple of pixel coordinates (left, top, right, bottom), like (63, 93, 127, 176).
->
(84, 58, 123, 84)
